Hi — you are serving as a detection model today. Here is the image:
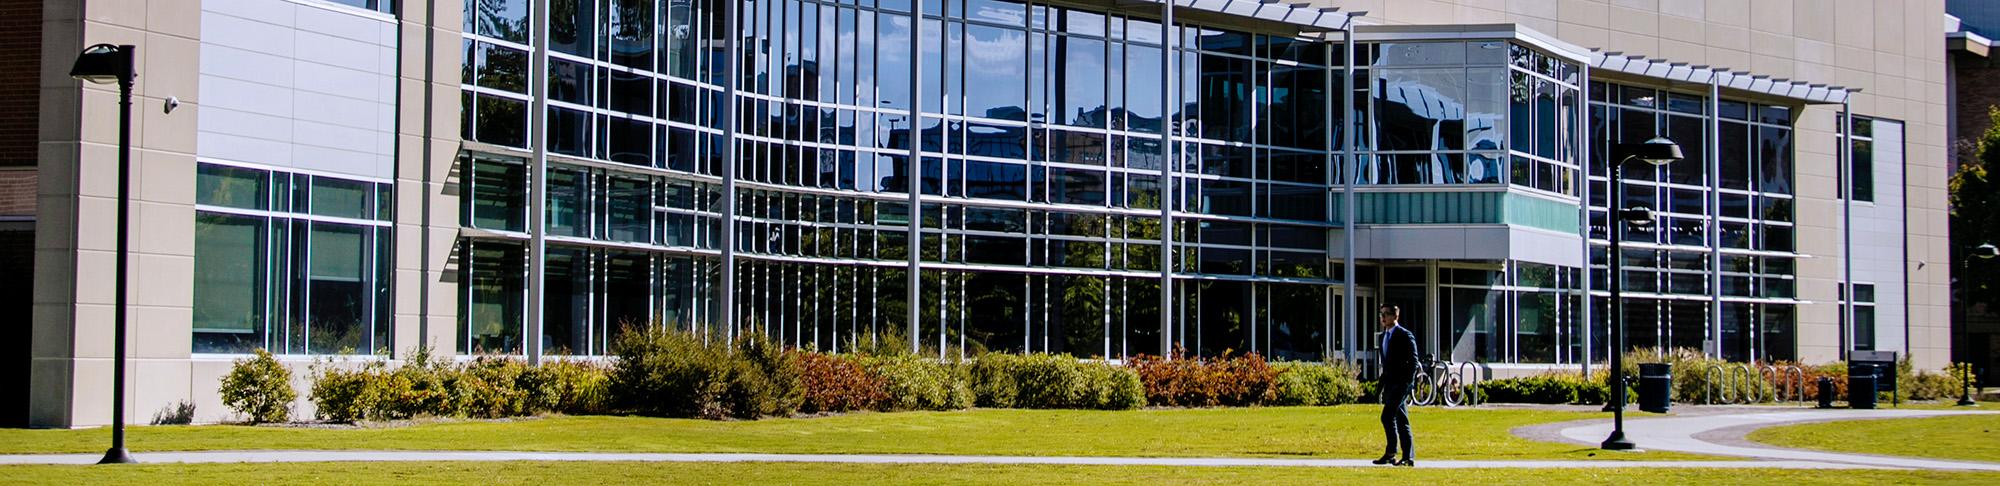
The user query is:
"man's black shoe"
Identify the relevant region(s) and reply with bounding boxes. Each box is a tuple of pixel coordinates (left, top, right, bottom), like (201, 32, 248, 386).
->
(1370, 456, 1396, 465)
(1394, 459, 1415, 467)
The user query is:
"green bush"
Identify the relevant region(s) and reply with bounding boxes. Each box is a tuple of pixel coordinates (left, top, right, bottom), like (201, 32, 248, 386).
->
(1272, 362, 1365, 406)
(968, 353, 1023, 408)
(219, 349, 297, 423)
(1900, 359, 1976, 401)
(725, 333, 803, 418)
(309, 346, 611, 422)
(607, 327, 805, 419)
(1478, 373, 1604, 405)
(864, 354, 972, 411)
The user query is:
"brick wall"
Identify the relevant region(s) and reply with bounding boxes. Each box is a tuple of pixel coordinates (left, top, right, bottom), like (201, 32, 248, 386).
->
(0, 0, 40, 168)
(1957, 52, 2000, 163)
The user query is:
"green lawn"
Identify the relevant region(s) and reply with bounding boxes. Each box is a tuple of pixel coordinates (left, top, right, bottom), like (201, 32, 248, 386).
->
(0, 462, 1990, 485)
(0, 407, 1704, 461)
(1747, 413, 2000, 463)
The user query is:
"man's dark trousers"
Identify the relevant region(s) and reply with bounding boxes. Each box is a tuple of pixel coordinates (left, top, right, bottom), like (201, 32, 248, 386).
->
(1380, 379, 1412, 460)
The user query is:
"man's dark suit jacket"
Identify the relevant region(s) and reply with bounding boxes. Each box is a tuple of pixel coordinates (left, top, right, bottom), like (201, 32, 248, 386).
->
(1381, 325, 1419, 387)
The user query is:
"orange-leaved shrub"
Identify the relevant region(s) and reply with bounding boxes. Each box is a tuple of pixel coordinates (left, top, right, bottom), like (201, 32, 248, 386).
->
(1128, 348, 1279, 407)
(798, 352, 888, 413)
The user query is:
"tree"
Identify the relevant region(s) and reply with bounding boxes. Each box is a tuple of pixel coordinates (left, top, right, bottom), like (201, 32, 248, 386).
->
(1954, 108, 2000, 319)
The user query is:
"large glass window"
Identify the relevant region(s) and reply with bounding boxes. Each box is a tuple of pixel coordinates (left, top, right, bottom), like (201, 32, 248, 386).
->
(193, 163, 392, 355)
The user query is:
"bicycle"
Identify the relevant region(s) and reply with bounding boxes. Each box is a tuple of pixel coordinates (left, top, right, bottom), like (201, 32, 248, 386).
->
(1409, 354, 1465, 406)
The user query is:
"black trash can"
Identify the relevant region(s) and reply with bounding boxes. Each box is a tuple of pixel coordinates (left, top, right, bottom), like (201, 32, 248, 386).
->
(1848, 367, 1878, 410)
(1638, 363, 1672, 413)
(1816, 377, 1836, 409)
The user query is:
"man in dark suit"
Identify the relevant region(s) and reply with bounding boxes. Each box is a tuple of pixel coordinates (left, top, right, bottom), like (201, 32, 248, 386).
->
(1374, 304, 1418, 467)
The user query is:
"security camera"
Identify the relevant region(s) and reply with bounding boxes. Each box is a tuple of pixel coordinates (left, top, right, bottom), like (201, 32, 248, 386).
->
(164, 96, 179, 114)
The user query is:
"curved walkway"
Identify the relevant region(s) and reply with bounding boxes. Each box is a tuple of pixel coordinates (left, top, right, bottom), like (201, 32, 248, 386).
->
(1543, 407, 2000, 471)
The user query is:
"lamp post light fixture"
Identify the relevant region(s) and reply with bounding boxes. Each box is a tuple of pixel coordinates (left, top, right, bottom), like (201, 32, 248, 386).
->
(70, 43, 138, 465)
(1602, 136, 1683, 451)
(1960, 243, 1998, 407)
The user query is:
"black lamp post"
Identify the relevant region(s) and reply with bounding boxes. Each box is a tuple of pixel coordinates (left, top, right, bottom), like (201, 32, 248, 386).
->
(71, 43, 138, 465)
(1602, 137, 1683, 451)
(1960, 243, 1997, 407)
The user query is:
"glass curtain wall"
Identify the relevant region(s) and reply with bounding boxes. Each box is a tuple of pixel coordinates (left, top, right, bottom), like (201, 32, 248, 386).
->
(455, 0, 1351, 359)
(1587, 82, 1798, 363)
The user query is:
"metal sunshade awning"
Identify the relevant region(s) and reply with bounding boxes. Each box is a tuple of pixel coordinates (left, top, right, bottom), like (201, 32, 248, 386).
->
(1103, 0, 1361, 32)
(1590, 51, 1858, 104)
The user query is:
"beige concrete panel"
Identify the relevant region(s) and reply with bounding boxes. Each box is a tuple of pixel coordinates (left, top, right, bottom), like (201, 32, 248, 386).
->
(1559, 23, 1610, 50)
(66, 357, 118, 427)
(1608, 0, 1656, 11)
(1660, 0, 1702, 20)
(188, 359, 234, 423)
(1557, 0, 1606, 26)
(1506, 0, 1560, 19)
(1455, 5, 1508, 24)
(1748, 29, 1796, 59)
(1659, 13, 1704, 43)
(74, 247, 117, 306)
(133, 199, 195, 258)
(31, 247, 77, 307)
(31, 302, 77, 361)
(84, 0, 149, 31)
(399, 78, 426, 138)
(1833, 45, 1872, 73)
(397, 134, 425, 182)
(1702, 0, 1746, 27)
(79, 89, 142, 149)
(1705, 47, 1750, 72)
(139, 107, 197, 160)
(434, 34, 464, 87)
(1793, 38, 1832, 66)
(1707, 24, 1749, 52)
(436, 0, 467, 32)
(1748, 53, 1794, 78)
(131, 252, 193, 309)
(400, 22, 429, 81)
(1748, 0, 1793, 35)
(1511, 16, 1562, 39)
(133, 305, 193, 360)
(1605, 31, 1660, 58)
(430, 83, 463, 140)
(137, 150, 197, 206)
(395, 174, 426, 223)
(1831, 0, 1873, 50)
(1791, 0, 1832, 43)
(1871, 3, 1906, 57)
(133, 358, 192, 424)
(393, 296, 423, 358)
(73, 194, 115, 252)
(1658, 39, 1706, 64)
(28, 358, 75, 427)
(146, 0, 202, 39)
(1605, 6, 1658, 38)
(143, 32, 201, 106)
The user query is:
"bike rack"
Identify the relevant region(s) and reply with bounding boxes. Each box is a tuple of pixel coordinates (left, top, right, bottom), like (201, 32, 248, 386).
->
(1705, 362, 1731, 404)
(1730, 363, 1756, 403)
(1457, 361, 1483, 406)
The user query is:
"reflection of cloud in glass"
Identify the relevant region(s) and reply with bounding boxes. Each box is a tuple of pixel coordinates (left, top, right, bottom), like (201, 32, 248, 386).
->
(966, 29, 1025, 77)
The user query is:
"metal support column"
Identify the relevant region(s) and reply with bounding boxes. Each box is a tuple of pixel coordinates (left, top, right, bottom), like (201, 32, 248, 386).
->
(1160, 0, 1177, 356)
(1578, 65, 1592, 374)
(721, 0, 741, 341)
(1840, 101, 1854, 359)
(1708, 79, 1723, 359)
(527, 0, 551, 364)
(1340, 25, 1357, 366)
(908, 0, 926, 354)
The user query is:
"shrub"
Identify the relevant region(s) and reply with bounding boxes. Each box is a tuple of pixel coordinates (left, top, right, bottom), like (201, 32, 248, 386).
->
(724, 333, 803, 418)
(1272, 361, 1364, 406)
(608, 326, 735, 419)
(522, 359, 611, 415)
(865, 354, 973, 411)
(968, 353, 1023, 408)
(798, 352, 888, 413)
(1128, 349, 1279, 407)
(972, 354, 1144, 410)
(1478, 373, 1603, 405)
(219, 349, 296, 423)
(1900, 359, 1976, 401)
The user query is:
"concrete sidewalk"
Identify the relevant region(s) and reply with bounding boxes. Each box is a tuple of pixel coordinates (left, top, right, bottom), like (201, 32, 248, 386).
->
(0, 450, 1885, 470)
(1551, 408, 2000, 471)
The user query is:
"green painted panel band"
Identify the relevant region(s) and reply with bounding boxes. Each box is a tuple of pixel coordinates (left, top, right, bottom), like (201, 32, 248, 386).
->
(1334, 191, 1579, 234)
(1503, 193, 1582, 233)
